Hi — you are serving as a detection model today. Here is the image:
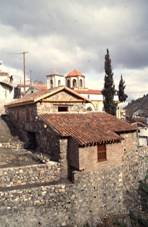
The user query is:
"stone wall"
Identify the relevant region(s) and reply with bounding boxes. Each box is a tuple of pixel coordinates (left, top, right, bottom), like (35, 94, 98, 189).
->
(6, 104, 37, 126)
(36, 120, 60, 160)
(120, 131, 138, 151)
(0, 162, 60, 188)
(0, 166, 124, 227)
(68, 137, 79, 169)
(6, 104, 37, 143)
(6, 90, 87, 127)
(0, 147, 147, 227)
(59, 139, 68, 179)
(122, 146, 148, 212)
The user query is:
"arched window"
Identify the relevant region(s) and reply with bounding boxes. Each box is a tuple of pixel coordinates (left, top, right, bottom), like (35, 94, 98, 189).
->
(50, 79, 53, 88)
(80, 79, 83, 87)
(87, 107, 92, 111)
(73, 79, 77, 88)
(58, 80, 61, 86)
(67, 79, 70, 88)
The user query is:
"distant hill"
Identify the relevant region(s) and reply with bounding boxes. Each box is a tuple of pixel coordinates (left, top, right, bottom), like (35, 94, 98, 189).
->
(125, 94, 148, 119)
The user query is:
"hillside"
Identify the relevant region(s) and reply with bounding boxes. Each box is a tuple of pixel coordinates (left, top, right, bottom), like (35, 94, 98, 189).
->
(125, 94, 148, 119)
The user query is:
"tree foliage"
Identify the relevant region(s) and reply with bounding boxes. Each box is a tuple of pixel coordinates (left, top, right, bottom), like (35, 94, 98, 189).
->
(118, 75, 128, 102)
(102, 49, 116, 115)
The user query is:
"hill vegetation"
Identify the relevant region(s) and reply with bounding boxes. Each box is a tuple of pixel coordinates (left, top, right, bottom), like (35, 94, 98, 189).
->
(125, 94, 148, 119)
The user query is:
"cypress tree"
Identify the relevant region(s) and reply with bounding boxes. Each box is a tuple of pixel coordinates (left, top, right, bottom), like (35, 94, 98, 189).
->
(102, 49, 116, 115)
(118, 75, 128, 102)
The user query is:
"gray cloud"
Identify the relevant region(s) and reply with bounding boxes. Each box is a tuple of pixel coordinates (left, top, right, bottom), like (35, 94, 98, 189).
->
(0, 0, 147, 98)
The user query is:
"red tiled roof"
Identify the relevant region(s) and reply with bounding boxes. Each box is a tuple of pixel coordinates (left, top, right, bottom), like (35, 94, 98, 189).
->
(30, 83, 48, 91)
(17, 84, 30, 88)
(75, 89, 102, 95)
(66, 69, 85, 78)
(17, 83, 47, 91)
(39, 112, 137, 146)
(5, 86, 90, 108)
(0, 70, 9, 75)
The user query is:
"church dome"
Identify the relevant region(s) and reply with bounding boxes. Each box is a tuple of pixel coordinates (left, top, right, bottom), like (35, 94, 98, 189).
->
(66, 69, 85, 78)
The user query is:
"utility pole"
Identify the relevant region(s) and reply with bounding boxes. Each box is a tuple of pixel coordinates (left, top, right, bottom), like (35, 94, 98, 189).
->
(2, 51, 29, 93)
(21, 51, 29, 94)
(29, 70, 32, 86)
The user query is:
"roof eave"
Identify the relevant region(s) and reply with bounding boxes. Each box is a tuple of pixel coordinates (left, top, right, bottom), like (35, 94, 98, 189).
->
(5, 100, 34, 108)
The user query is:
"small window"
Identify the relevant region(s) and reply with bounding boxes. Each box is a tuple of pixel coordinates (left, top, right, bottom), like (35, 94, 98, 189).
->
(80, 79, 83, 87)
(67, 79, 70, 87)
(58, 80, 61, 86)
(58, 106, 68, 112)
(87, 107, 92, 111)
(73, 79, 77, 88)
(97, 144, 107, 162)
(50, 79, 53, 88)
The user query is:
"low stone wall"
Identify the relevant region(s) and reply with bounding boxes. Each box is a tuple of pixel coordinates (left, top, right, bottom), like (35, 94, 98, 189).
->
(122, 146, 148, 212)
(0, 162, 60, 188)
(0, 141, 24, 149)
(0, 147, 147, 227)
(0, 165, 125, 227)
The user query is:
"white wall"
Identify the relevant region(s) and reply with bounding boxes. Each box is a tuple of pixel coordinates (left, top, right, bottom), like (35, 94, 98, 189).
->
(47, 75, 65, 89)
(0, 85, 14, 113)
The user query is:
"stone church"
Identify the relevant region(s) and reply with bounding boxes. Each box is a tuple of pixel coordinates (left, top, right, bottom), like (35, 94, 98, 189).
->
(46, 69, 105, 112)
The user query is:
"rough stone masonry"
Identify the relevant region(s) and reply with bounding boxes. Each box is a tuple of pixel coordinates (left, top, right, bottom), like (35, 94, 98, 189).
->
(0, 147, 147, 227)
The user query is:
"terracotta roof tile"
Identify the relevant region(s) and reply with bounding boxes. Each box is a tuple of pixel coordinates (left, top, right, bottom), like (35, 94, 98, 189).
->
(39, 112, 137, 146)
(75, 89, 102, 95)
(5, 86, 90, 108)
(29, 83, 48, 91)
(66, 69, 85, 78)
(0, 70, 9, 76)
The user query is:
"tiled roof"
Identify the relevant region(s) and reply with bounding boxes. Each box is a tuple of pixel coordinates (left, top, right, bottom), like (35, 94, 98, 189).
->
(39, 112, 137, 146)
(17, 84, 30, 88)
(5, 86, 90, 108)
(46, 74, 64, 78)
(17, 83, 47, 91)
(29, 83, 48, 91)
(0, 70, 9, 76)
(75, 89, 102, 95)
(66, 69, 85, 78)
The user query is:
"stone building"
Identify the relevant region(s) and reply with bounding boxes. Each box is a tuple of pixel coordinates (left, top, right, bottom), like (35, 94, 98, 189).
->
(5, 86, 137, 180)
(5, 86, 92, 142)
(4, 85, 146, 227)
(132, 122, 148, 146)
(46, 70, 104, 111)
(0, 68, 14, 113)
(46, 69, 119, 112)
(38, 112, 137, 179)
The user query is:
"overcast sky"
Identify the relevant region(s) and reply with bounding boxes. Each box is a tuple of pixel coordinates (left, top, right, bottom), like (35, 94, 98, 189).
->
(0, 0, 147, 100)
